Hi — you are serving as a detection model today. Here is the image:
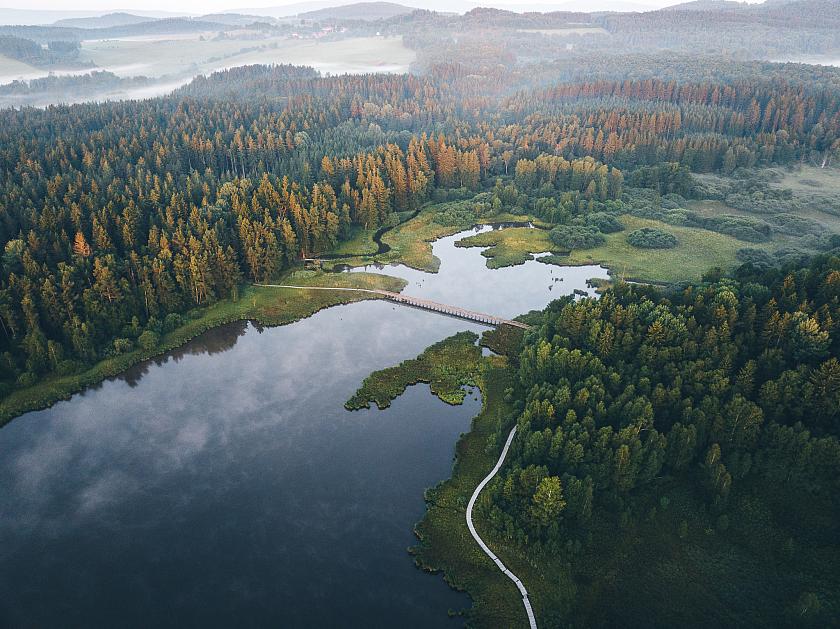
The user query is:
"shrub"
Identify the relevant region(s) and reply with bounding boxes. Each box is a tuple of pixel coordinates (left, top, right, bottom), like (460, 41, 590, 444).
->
(549, 225, 605, 249)
(736, 247, 775, 269)
(627, 227, 678, 249)
(16, 371, 37, 387)
(163, 312, 183, 333)
(56, 359, 82, 376)
(661, 193, 687, 209)
(137, 330, 160, 351)
(431, 200, 487, 226)
(699, 215, 772, 242)
(113, 338, 134, 354)
(585, 212, 624, 233)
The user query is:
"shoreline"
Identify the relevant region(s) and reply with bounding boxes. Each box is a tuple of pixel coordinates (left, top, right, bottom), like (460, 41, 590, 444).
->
(0, 272, 405, 427)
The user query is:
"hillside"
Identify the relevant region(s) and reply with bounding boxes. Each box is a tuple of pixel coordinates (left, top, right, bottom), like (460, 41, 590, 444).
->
(298, 2, 417, 21)
(662, 0, 748, 11)
(53, 12, 153, 29)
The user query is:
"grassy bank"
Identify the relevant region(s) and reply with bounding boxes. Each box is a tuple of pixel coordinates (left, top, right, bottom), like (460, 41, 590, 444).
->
(327, 225, 380, 256)
(0, 271, 405, 426)
(455, 227, 555, 269)
(344, 205, 545, 272)
(412, 357, 564, 628)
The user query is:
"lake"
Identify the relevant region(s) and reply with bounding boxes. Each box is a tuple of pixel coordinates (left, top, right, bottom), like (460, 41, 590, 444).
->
(0, 227, 607, 627)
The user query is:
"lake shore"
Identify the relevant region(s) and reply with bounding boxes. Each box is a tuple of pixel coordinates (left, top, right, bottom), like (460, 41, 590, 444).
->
(0, 271, 405, 427)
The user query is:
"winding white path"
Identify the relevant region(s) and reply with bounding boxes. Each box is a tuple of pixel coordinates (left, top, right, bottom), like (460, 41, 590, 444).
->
(467, 425, 537, 629)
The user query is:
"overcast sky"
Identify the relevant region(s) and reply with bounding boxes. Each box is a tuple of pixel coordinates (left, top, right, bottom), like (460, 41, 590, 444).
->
(6, 0, 765, 13)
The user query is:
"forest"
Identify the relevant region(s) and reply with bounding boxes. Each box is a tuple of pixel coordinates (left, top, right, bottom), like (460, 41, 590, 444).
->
(464, 254, 840, 626)
(3, 58, 840, 402)
(1, 7, 840, 622)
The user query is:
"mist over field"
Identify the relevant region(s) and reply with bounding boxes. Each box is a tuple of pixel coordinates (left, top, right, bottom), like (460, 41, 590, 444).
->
(2, 0, 839, 107)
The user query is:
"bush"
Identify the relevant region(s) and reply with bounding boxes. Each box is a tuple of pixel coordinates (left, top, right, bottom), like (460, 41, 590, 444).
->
(56, 359, 82, 376)
(163, 312, 183, 333)
(549, 225, 605, 249)
(661, 193, 687, 209)
(585, 212, 624, 233)
(431, 200, 487, 227)
(736, 247, 775, 269)
(699, 215, 772, 242)
(113, 338, 134, 354)
(627, 227, 678, 249)
(16, 371, 37, 387)
(137, 330, 160, 351)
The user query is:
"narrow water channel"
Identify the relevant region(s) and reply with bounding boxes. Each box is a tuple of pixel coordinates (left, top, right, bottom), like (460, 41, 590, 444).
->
(0, 226, 608, 627)
(348, 224, 608, 318)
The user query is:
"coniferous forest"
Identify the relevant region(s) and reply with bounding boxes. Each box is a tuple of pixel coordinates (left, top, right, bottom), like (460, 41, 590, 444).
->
(2, 62, 839, 397)
(1, 2, 840, 627)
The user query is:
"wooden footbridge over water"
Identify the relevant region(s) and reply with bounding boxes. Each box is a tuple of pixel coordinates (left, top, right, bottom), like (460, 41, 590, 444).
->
(255, 284, 530, 329)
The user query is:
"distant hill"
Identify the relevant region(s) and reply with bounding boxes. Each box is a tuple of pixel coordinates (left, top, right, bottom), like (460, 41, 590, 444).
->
(196, 13, 276, 26)
(0, 8, 186, 26)
(662, 0, 748, 11)
(297, 2, 418, 21)
(53, 12, 154, 29)
(0, 19, 237, 45)
(551, 0, 664, 11)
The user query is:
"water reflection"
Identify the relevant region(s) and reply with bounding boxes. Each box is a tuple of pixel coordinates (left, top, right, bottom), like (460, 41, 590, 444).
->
(117, 320, 249, 387)
(0, 225, 607, 627)
(349, 225, 609, 318)
(0, 303, 480, 627)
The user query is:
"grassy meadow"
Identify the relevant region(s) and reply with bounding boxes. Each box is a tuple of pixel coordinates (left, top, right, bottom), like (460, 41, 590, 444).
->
(455, 227, 555, 269)
(345, 331, 482, 410)
(561, 215, 750, 283)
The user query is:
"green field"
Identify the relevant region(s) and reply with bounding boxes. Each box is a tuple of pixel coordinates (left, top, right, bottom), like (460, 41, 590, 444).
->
(0, 270, 405, 426)
(559, 215, 750, 283)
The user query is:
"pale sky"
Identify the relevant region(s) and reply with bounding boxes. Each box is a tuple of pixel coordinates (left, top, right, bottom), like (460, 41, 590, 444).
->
(3, 0, 766, 14)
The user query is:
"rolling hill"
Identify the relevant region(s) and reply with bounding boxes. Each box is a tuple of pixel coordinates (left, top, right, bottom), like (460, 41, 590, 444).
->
(297, 2, 418, 21)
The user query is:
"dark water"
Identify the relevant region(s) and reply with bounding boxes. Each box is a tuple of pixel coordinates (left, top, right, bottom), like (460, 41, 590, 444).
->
(0, 228, 608, 628)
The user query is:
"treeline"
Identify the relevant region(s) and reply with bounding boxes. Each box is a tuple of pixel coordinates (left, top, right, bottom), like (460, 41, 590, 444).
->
(502, 78, 840, 171)
(0, 66, 630, 392)
(0, 63, 837, 397)
(0, 35, 80, 66)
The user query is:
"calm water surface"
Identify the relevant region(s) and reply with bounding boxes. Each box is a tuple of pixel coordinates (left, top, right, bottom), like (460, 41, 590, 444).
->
(349, 224, 607, 317)
(0, 227, 608, 627)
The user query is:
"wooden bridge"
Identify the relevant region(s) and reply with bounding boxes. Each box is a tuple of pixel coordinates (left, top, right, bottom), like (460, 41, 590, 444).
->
(255, 284, 530, 329)
(373, 290, 530, 329)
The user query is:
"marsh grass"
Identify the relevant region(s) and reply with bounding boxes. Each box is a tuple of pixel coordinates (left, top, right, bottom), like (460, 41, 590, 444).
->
(345, 331, 482, 409)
